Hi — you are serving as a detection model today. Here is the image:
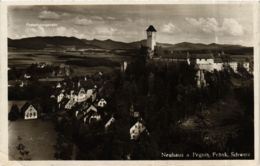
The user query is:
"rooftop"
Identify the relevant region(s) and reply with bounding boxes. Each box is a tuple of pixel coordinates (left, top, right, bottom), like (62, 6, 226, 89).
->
(146, 25, 157, 32)
(189, 53, 214, 59)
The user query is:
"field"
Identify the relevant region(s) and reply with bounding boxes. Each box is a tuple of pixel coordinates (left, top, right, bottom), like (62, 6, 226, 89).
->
(9, 119, 57, 160)
(8, 49, 133, 75)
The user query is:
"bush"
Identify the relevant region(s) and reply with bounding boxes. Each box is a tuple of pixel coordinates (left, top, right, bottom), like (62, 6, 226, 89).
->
(9, 104, 20, 121)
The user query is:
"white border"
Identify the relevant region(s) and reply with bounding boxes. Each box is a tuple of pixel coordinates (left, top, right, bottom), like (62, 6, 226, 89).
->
(0, 1, 259, 166)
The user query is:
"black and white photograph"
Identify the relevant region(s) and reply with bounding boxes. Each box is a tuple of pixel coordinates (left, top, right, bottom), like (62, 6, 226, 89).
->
(7, 3, 256, 161)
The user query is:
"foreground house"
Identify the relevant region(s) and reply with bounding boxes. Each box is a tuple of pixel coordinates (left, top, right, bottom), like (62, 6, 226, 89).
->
(130, 121, 146, 140)
(188, 53, 215, 71)
(105, 116, 115, 130)
(65, 98, 77, 110)
(86, 89, 97, 102)
(97, 98, 107, 108)
(196, 70, 207, 88)
(78, 88, 87, 102)
(57, 92, 65, 103)
(21, 103, 38, 120)
(129, 104, 140, 118)
(88, 113, 102, 124)
(84, 105, 97, 115)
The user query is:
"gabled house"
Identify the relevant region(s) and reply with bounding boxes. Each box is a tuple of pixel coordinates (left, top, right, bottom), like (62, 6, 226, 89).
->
(213, 58, 224, 71)
(86, 89, 97, 102)
(84, 105, 97, 115)
(188, 53, 214, 72)
(82, 110, 100, 124)
(57, 93, 65, 103)
(77, 88, 87, 103)
(88, 113, 102, 124)
(65, 98, 77, 110)
(196, 70, 207, 88)
(129, 104, 140, 118)
(130, 121, 146, 140)
(97, 98, 107, 108)
(105, 116, 115, 130)
(24, 73, 31, 79)
(21, 102, 38, 120)
(56, 82, 62, 88)
(19, 81, 24, 87)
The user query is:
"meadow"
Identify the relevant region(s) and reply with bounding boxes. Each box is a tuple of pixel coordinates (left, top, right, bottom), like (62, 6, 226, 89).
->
(8, 49, 133, 75)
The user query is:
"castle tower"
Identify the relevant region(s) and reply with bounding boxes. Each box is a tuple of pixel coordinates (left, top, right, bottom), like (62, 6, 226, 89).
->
(146, 25, 157, 51)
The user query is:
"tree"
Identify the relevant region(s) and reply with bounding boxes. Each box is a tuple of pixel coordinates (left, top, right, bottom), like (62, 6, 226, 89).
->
(8, 104, 20, 121)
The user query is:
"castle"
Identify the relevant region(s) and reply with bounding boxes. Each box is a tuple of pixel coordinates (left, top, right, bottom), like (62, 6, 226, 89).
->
(145, 25, 251, 74)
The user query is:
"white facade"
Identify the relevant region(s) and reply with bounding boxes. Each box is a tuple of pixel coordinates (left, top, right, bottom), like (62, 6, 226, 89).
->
(78, 88, 87, 103)
(242, 62, 250, 72)
(89, 114, 101, 123)
(24, 73, 31, 79)
(24, 105, 37, 120)
(57, 93, 64, 103)
(121, 61, 128, 72)
(65, 99, 77, 110)
(85, 105, 97, 115)
(196, 70, 206, 88)
(196, 58, 214, 72)
(86, 89, 94, 100)
(56, 82, 61, 88)
(213, 63, 224, 71)
(228, 62, 238, 72)
(97, 98, 107, 108)
(196, 59, 214, 65)
(130, 121, 146, 140)
(147, 32, 156, 51)
(105, 117, 115, 130)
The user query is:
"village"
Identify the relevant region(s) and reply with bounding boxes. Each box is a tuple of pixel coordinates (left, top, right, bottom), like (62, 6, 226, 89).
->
(8, 25, 254, 160)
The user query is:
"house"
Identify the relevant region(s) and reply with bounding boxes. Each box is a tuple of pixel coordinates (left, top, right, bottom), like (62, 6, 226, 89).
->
(129, 104, 140, 118)
(21, 103, 38, 120)
(86, 89, 97, 102)
(84, 105, 97, 115)
(57, 93, 65, 103)
(228, 62, 238, 72)
(19, 81, 24, 87)
(188, 54, 214, 72)
(88, 113, 102, 124)
(242, 62, 250, 72)
(78, 88, 87, 103)
(121, 61, 128, 72)
(105, 116, 115, 130)
(97, 98, 107, 108)
(196, 70, 206, 88)
(213, 58, 224, 71)
(65, 98, 77, 110)
(24, 73, 31, 79)
(56, 82, 62, 88)
(37, 62, 47, 68)
(130, 121, 146, 140)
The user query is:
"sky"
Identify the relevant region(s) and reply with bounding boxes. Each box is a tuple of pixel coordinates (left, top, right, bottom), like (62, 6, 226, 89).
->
(8, 4, 254, 46)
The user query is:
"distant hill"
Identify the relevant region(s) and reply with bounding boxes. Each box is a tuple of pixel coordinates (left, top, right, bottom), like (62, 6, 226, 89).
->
(83, 39, 135, 50)
(8, 36, 97, 50)
(8, 36, 253, 54)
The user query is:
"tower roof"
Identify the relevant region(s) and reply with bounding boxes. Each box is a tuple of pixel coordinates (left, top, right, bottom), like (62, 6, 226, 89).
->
(146, 25, 157, 32)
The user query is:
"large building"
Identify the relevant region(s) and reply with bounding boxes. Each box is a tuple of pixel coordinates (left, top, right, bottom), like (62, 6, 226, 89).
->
(145, 25, 251, 74)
